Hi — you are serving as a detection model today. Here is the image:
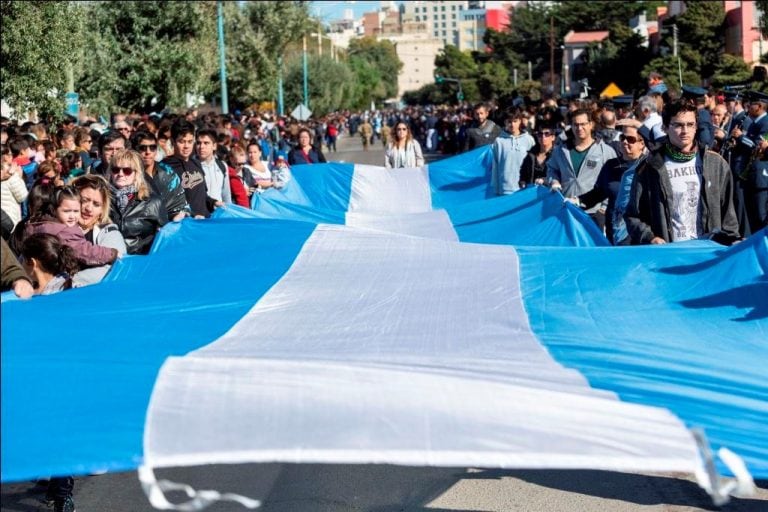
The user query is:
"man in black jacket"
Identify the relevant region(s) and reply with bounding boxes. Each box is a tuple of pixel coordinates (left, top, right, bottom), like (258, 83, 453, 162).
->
(161, 120, 210, 218)
(462, 102, 501, 152)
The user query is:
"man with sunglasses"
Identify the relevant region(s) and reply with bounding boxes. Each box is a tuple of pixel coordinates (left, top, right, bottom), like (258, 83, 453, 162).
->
(625, 99, 739, 245)
(131, 131, 189, 222)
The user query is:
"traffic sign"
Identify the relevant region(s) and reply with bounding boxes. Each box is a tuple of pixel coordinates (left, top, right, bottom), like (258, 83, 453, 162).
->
(291, 104, 312, 121)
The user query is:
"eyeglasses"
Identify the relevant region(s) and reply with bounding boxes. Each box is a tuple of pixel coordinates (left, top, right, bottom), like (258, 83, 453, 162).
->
(138, 144, 158, 152)
(669, 121, 696, 130)
(619, 134, 641, 144)
(112, 166, 134, 176)
(537, 131, 554, 137)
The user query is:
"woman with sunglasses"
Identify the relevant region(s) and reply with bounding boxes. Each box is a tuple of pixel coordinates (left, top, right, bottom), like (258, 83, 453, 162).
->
(385, 122, 424, 168)
(108, 149, 168, 254)
(574, 120, 648, 245)
(131, 131, 189, 222)
(70, 174, 127, 286)
(520, 125, 557, 189)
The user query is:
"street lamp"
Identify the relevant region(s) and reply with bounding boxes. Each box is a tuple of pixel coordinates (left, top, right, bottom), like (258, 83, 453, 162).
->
(435, 74, 464, 103)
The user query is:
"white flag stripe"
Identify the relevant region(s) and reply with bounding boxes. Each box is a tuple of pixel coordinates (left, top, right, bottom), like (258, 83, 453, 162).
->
(144, 225, 700, 472)
(349, 164, 432, 213)
(345, 209, 459, 241)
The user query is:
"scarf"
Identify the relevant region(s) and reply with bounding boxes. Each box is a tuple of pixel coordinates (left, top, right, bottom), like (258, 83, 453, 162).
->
(114, 185, 137, 213)
(664, 143, 697, 163)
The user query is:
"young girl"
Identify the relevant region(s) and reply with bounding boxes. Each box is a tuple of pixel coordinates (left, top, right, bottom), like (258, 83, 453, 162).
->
(23, 186, 118, 267)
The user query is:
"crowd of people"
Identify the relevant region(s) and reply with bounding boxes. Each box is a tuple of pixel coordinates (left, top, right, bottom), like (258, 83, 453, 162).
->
(3, 72, 767, 303)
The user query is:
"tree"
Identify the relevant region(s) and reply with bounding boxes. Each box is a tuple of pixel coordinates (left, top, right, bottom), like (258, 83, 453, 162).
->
(667, 2, 726, 81)
(77, 2, 218, 115)
(239, 1, 314, 106)
(580, 23, 652, 96)
(283, 55, 355, 116)
(434, 45, 480, 103)
(0, 1, 87, 119)
(756, 0, 768, 38)
(710, 55, 753, 88)
(347, 37, 402, 100)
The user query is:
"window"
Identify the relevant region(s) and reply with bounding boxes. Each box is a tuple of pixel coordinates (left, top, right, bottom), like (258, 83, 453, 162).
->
(442, 14, 446, 19)
(442, 21, 446, 28)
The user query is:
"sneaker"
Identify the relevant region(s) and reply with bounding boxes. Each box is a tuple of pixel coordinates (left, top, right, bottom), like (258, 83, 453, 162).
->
(53, 496, 76, 512)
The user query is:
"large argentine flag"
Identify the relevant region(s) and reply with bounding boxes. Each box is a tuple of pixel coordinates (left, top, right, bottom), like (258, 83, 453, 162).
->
(243, 146, 609, 247)
(1, 150, 765, 507)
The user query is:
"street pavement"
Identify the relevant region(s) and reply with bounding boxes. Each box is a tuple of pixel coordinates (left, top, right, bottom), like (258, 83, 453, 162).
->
(2, 133, 767, 511)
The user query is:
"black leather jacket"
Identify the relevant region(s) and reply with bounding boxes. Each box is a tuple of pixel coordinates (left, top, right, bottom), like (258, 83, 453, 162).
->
(110, 189, 168, 255)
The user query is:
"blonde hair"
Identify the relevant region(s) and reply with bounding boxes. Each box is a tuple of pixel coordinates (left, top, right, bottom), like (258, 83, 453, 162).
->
(71, 174, 113, 225)
(110, 149, 150, 200)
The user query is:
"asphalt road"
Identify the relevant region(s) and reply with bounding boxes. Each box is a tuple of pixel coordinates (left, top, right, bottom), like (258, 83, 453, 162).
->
(2, 133, 766, 512)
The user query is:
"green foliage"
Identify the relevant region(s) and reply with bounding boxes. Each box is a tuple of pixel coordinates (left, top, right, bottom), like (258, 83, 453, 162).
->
(401, 83, 451, 106)
(347, 37, 402, 100)
(642, 56, 699, 96)
(0, 0, 87, 119)
(77, 1, 218, 115)
(220, 2, 274, 107)
(755, 0, 768, 39)
(710, 55, 753, 88)
(653, 2, 725, 83)
(283, 55, 355, 116)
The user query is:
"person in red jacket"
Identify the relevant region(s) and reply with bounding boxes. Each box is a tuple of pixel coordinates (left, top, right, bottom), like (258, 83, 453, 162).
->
(227, 145, 253, 208)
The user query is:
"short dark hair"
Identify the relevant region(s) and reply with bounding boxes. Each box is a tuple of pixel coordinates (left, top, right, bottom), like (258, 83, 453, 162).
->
(171, 119, 196, 141)
(662, 99, 698, 127)
(196, 126, 218, 143)
(9, 137, 28, 156)
(569, 108, 591, 124)
(131, 130, 156, 148)
(98, 130, 126, 153)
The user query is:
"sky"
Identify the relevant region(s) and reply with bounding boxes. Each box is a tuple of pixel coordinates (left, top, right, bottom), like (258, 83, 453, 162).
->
(309, 1, 403, 23)
(309, 1, 514, 23)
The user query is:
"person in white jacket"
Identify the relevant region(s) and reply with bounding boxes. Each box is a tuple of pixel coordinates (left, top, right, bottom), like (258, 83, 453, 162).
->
(385, 122, 425, 169)
(1, 158, 29, 230)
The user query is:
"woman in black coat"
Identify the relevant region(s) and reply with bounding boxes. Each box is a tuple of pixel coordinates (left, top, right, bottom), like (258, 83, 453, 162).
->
(108, 149, 168, 255)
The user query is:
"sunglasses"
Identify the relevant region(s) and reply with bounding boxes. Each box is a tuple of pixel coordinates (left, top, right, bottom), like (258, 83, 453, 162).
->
(537, 131, 554, 137)
(112, 166, 134, 176)
(619, 134, 641, 144)
(138, 144, 158, 152)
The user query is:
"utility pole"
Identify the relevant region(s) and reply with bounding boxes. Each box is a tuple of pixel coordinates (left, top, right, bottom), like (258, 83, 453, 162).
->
(318, 20, 322, 57)
(513, 68, 518, 87)
(673, 24, 682, 87)
(528, 61, 532, 81)
(217, 0, 229, 115)
(549, 16, 555, 91)
(277, 56, 284, 117)
(303, 35, 309, 108)
(672, 23, 678, 57)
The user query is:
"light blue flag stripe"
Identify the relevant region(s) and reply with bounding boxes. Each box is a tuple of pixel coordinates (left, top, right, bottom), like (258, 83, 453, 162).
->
(519, 231, 768, 477)
(1, 219, 317, 481)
